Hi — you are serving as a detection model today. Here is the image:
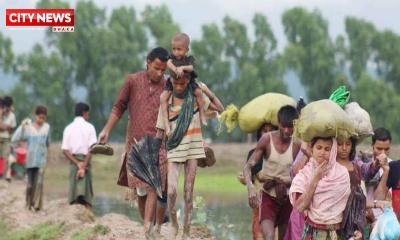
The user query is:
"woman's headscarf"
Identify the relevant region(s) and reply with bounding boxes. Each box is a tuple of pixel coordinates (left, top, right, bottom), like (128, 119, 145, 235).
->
(289, 138, 351, 225)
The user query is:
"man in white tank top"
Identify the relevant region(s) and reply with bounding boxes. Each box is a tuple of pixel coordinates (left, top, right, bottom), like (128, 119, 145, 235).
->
(244, 105, 301, 240)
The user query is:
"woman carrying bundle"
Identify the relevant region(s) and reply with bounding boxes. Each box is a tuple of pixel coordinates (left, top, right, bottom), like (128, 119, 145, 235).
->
(289, 137, 351, 239)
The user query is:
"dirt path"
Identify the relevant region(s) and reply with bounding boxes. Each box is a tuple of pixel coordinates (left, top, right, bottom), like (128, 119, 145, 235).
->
(0, 181, 214, 240)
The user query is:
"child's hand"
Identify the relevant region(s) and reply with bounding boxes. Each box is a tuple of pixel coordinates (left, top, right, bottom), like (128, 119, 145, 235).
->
(176, 67, 184, 77)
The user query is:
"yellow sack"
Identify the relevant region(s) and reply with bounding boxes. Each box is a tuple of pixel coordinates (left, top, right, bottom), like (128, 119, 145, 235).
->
(294, 99, 357, 142)
(238, 93, 296, 133)
(219, 104, 239, 133)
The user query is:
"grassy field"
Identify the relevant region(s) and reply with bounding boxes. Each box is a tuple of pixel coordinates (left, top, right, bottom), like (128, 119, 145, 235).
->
(44, 143, 254, 201)
(0, 220, 64, 240)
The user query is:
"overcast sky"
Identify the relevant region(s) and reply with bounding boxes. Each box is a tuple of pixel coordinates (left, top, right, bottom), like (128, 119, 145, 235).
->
(1, 0, 399, 53)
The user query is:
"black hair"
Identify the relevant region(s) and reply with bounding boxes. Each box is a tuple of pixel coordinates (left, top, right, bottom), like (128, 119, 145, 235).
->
(256, 123, 278, 141)
(75, 102, 90, 117)
(146, 47, 169, 63)
(3, 96, 13, 107)
(35, 105, 47, 116)
(311, 137, 333, 147)
(349, 137, 357, 161)
(0, 97, 3, 108)
(372, 127, 392, 144)
(296, 97, 306, 113)
(277, 105, 299, 126)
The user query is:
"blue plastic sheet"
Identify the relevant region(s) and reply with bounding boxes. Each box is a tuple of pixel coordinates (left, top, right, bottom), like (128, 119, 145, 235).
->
(370, 207, 400, 240)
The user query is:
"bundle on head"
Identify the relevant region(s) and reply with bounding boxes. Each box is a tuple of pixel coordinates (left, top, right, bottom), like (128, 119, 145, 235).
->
(294, 99, 357, 142)
(219, 93, 296, 133)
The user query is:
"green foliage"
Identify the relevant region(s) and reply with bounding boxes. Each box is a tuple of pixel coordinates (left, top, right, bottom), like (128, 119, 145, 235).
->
(8, 222, 64, 240)
(0, 220, 10, 240)
(71, 224, 110, 240)
(192, 196, 207, 225)
(1, 2, 400, 142)
(352, 74, 400, 141)
(345, 17, 376, 82)
(282, 7, 337, 100)
(0, 33, 14, 72)
(142, 4, 180, 48)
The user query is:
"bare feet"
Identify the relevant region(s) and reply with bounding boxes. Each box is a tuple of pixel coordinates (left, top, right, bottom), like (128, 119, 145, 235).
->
(182, 225, 190, 240)
(152, 224, 161, 239)
(169, 209, 179, 239)
(144, 223, 154, 240)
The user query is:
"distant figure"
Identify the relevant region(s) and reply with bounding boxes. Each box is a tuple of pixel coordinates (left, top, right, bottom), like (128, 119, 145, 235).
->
(12, 105, 50, 211)
(62, 102, 97, 208)
(0, 96, 17, 180)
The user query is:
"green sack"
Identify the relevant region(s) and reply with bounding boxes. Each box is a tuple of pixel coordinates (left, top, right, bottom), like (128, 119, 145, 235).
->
(294, 99, 357, 142)
(238, 93, 296, 133)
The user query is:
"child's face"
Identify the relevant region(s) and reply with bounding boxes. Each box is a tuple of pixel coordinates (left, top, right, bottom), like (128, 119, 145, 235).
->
(337, 138, 352, 160)
(35, 114, 47, 125)
(172, 40, 188, 59)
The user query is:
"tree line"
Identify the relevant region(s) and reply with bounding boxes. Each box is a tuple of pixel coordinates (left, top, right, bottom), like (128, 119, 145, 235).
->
(1, 0, 400, 142)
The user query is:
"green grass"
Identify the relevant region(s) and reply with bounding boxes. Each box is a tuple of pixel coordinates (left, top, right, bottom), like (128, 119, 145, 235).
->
(184, 163, 246, 194)
(0, 222, 64, 240)
(0, 220, 10, 240)
(185, 172, 246, 194)
(45, 154, 246, 197)
(70, 224, 110, 240)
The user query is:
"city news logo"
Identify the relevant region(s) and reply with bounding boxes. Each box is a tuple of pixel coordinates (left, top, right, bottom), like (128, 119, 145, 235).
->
(6, 9, 74, 32)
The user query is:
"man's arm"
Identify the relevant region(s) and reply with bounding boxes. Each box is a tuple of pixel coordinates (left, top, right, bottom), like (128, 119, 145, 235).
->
(99, 115, 118, 143)
(63, 149, 83, 168)
(292, 140, 301, 160)
(11, 125, 24, 143)
(355, 156, 380, 182)
(199, 83, 224, 113)
(99, 77, 132, 143)
(374, 163, 390, 200)
(244, 134, 270, 208)
(244, 134, 270, 187)
(83, 153, 92, 169)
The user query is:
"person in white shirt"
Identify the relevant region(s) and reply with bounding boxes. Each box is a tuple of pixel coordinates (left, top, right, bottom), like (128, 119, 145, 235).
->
(0, 96, 17, 179)
(62, 102, 97, 208)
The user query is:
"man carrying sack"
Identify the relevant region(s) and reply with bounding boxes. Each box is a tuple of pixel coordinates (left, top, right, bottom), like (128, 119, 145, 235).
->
(244, 105, 301, 240)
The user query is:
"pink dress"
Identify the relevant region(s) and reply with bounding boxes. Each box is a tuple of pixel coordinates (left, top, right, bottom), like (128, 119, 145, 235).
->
(284, 151, 306, 240)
